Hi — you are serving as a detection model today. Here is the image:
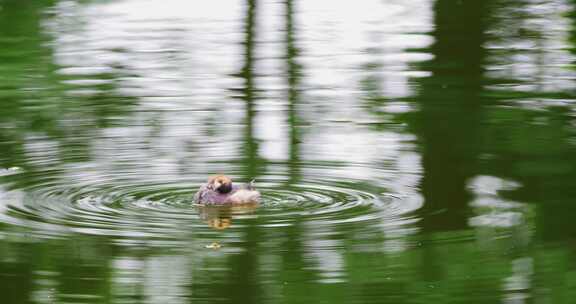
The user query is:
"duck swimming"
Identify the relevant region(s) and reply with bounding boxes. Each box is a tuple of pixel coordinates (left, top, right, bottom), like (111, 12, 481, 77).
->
(194, 175, 261, 205)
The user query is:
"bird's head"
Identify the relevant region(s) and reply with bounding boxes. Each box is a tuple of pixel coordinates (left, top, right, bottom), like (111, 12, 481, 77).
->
(208, 175, 233, 194)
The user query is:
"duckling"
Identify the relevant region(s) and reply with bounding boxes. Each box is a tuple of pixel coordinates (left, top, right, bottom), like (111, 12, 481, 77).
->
(194, 175, 260, 205)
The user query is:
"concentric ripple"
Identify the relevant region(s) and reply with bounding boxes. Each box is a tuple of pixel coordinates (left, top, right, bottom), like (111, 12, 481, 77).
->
(0, 170, 419, 245)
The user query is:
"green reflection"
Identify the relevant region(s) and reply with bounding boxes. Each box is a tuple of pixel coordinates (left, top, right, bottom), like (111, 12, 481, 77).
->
(360, 0, 576, 302)
(0, 0, 136, 189)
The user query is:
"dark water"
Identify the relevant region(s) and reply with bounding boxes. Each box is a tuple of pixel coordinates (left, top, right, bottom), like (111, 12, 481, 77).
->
(1, 0, 576, 303)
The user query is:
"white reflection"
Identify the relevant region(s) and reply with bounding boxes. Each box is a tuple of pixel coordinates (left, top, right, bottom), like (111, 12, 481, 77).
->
(380, 151, 423, 254)
(300, 0, 433, 99)
(468, 176, 533, 251)
(111, 255, 191, 304)
(31, 271, 58, 304)
(468, 175, 526, 228)
(45, 0, 243, 103)
(503, 257, 534, 304)
(486, 0, 576, 98)
(42, 0, 435, 178)
(302, 224, 346, 283)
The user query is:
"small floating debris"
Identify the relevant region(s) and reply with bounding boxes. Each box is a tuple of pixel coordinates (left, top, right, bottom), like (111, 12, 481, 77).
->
(205, 242, 222, 250)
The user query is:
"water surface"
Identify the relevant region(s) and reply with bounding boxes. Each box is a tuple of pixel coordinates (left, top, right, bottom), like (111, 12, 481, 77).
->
(1, 0, 576, 303)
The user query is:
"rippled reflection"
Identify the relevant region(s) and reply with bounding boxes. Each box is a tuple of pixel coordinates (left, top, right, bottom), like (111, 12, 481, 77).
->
(1, 0, 576, 303)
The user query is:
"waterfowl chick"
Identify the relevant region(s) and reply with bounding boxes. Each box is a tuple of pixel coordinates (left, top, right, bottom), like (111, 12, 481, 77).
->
(194, 175, 260, 205)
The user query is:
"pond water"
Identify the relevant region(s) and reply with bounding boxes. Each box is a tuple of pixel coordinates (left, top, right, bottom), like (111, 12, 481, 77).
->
(1, 0, 576, 303)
